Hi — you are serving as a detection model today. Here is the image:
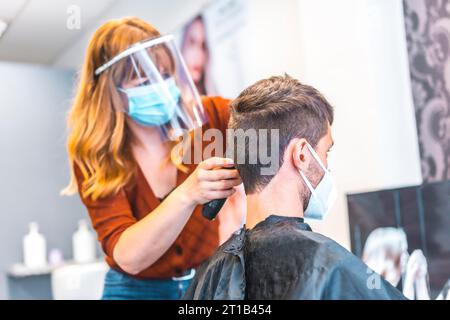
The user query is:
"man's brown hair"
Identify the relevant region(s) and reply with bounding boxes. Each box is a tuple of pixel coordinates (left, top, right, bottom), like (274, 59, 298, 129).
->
(229, 74, 334, 194)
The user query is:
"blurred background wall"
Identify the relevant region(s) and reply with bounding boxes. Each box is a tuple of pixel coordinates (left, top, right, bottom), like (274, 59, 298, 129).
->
(0, 62, 84, 299)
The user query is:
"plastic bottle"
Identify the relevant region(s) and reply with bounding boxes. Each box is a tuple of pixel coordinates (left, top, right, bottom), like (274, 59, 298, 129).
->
(23, 222, 47, 269)
(72, 220, 96, 263)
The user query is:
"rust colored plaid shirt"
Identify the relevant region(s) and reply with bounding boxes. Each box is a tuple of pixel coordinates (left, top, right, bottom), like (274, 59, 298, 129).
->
(74, 96, 231, 279)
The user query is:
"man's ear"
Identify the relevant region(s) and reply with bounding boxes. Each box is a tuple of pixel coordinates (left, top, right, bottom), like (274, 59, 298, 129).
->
(291, 138, 310, 172)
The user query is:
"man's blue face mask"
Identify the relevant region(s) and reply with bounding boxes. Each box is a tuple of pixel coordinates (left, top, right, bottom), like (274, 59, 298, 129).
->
(299, 143, 337, 220)
(118, 77, 181, 127)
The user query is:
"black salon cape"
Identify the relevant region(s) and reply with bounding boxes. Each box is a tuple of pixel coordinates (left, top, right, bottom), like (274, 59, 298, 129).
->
(184, 215, 407, 300)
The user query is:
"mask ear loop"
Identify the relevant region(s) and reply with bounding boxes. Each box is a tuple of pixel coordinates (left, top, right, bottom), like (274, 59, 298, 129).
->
(299, 169, 318, 198)
(299, 144, 321, 205)
(306, 143, 329, 172)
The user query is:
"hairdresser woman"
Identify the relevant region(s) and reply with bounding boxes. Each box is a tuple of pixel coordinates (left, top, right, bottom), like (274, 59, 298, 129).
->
(63, 17, 242, 300)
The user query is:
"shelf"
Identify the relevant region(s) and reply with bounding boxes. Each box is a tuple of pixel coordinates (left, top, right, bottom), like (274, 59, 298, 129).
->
(7, 259, 104, 278)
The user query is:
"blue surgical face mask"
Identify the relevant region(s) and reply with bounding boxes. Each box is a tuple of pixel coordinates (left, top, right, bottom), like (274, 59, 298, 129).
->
(119, 77, 181, 127)
(299, 143, 337, 220)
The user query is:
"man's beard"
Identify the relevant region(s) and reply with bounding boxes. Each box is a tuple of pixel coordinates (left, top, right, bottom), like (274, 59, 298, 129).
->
(300, 160, 323, 211)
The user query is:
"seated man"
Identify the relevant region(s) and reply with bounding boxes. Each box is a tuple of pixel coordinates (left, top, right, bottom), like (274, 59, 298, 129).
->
(184, 74, 406, 300)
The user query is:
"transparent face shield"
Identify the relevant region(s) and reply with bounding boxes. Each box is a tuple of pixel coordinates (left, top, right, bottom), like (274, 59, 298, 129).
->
(95, 35, 208, 140)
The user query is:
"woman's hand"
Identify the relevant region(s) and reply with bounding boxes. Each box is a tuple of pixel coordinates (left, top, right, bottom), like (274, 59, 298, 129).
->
(178, 157, 242, 206)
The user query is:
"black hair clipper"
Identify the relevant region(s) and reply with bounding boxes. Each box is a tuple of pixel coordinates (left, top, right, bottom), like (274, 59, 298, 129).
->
(201, 166, 235, 220)
(202, 198, 228, 220)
